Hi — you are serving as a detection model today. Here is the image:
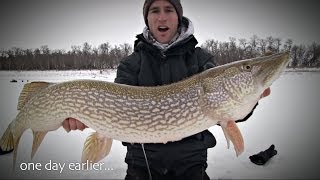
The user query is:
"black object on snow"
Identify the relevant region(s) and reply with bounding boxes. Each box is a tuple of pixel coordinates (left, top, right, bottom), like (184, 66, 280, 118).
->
(249, 144, 277, 165)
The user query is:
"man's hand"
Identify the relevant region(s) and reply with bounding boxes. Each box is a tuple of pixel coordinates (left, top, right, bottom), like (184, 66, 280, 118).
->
(62, 118, 88, 132)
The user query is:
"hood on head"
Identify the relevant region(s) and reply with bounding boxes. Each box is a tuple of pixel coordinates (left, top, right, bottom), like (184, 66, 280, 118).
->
(143, 16, 194, 51)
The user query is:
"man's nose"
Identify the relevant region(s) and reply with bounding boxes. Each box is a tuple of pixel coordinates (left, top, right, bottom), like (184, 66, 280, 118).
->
(158, 11, 167, 21)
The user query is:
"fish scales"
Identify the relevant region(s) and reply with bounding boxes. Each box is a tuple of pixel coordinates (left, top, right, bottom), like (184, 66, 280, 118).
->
(17, 75, 207, 143)
(0, 52, 290, 166)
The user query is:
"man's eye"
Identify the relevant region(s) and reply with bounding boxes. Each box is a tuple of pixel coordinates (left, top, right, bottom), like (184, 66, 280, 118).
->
(165, 8, 175, 13)
(150, 9, 159, 13)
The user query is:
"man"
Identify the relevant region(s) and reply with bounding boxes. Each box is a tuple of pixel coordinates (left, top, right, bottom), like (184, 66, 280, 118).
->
(111, 1, 269, 179)
(114, 1, 217, 178)
(1, 0, 270, 179)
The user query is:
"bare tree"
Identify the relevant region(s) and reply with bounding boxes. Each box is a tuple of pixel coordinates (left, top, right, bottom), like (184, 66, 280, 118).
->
(283, 39, 293, 52)
(258, 38, 267, 54)
(120, 43, 133, 57)
(238, 38, 247, 50)
(274, 38, 282, 53)
(266, 36, 275, 52)
(99, 42, 110, 55)
(201, 39, 218, 55)
(249, 35, 259, 56)
(1, 37, 319, 70)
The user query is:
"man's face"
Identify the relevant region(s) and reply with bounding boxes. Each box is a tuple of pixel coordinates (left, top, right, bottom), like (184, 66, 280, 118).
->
(147, 0, 179, 44)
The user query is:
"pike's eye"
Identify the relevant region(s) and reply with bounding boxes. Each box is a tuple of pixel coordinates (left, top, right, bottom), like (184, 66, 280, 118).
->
(242, 64, 252, 71)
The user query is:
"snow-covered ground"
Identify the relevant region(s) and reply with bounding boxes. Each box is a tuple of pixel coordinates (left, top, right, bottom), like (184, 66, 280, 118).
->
(0, 69, 319, 179)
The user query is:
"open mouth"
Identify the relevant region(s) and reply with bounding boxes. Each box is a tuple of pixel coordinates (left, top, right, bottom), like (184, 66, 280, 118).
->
(158, 26, 169, 32)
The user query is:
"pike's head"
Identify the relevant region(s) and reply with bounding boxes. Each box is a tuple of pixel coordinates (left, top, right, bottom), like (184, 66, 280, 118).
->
(250, 52, 290, 90)
(200, 52, 290, 121)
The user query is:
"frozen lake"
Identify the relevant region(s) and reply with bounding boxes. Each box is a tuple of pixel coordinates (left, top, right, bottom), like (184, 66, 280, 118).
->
(0, 69, 319, 179)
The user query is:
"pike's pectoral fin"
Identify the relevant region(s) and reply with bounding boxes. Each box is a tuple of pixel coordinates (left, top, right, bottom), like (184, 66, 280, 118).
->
(31, 131, 48, 159)
(222, 126, 231, 149)
(220, 121, 244, 157)
(81, 132, 113, 163)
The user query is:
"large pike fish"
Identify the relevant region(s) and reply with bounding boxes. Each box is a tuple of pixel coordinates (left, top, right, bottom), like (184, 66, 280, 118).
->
(0, 52, 289, 167)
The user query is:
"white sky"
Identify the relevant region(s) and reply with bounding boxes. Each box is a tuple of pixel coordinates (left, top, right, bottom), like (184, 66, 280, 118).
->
(0, 0, 320, 51)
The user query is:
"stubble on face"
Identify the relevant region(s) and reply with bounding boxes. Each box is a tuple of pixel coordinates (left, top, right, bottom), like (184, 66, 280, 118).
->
(147, 0, 179, 44)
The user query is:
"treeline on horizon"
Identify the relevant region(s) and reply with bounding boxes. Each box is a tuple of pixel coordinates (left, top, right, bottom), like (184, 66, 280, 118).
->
(0, 35, 319, 71)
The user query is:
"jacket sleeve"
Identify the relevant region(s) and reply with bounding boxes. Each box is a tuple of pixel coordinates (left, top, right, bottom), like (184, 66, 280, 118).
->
(114, 52, 140, 86)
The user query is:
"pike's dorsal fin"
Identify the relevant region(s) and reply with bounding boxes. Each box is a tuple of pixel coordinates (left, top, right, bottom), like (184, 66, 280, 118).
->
(81, 132, 113, 163)
(31, 131, 48, 159)
(17, 82, 53, 110)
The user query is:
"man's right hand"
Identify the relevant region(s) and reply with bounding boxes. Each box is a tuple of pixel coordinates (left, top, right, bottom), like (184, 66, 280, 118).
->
(62, 118, 88, 132)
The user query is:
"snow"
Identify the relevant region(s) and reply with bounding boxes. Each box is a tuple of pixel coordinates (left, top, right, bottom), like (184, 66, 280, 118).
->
(0, 69, 320, 179)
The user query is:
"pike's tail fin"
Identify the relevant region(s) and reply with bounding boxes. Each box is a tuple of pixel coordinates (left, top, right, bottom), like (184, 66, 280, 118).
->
(0, 122, 24, 169)
(0, 126, 14, 153)
(1, 120, 28, 170)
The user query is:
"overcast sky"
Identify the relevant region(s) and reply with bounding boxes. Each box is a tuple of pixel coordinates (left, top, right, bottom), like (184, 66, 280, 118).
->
(0, 0, 319, 51)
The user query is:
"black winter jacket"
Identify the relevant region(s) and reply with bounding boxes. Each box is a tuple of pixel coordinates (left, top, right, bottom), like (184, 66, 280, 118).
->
(114, 33, 253, 172)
